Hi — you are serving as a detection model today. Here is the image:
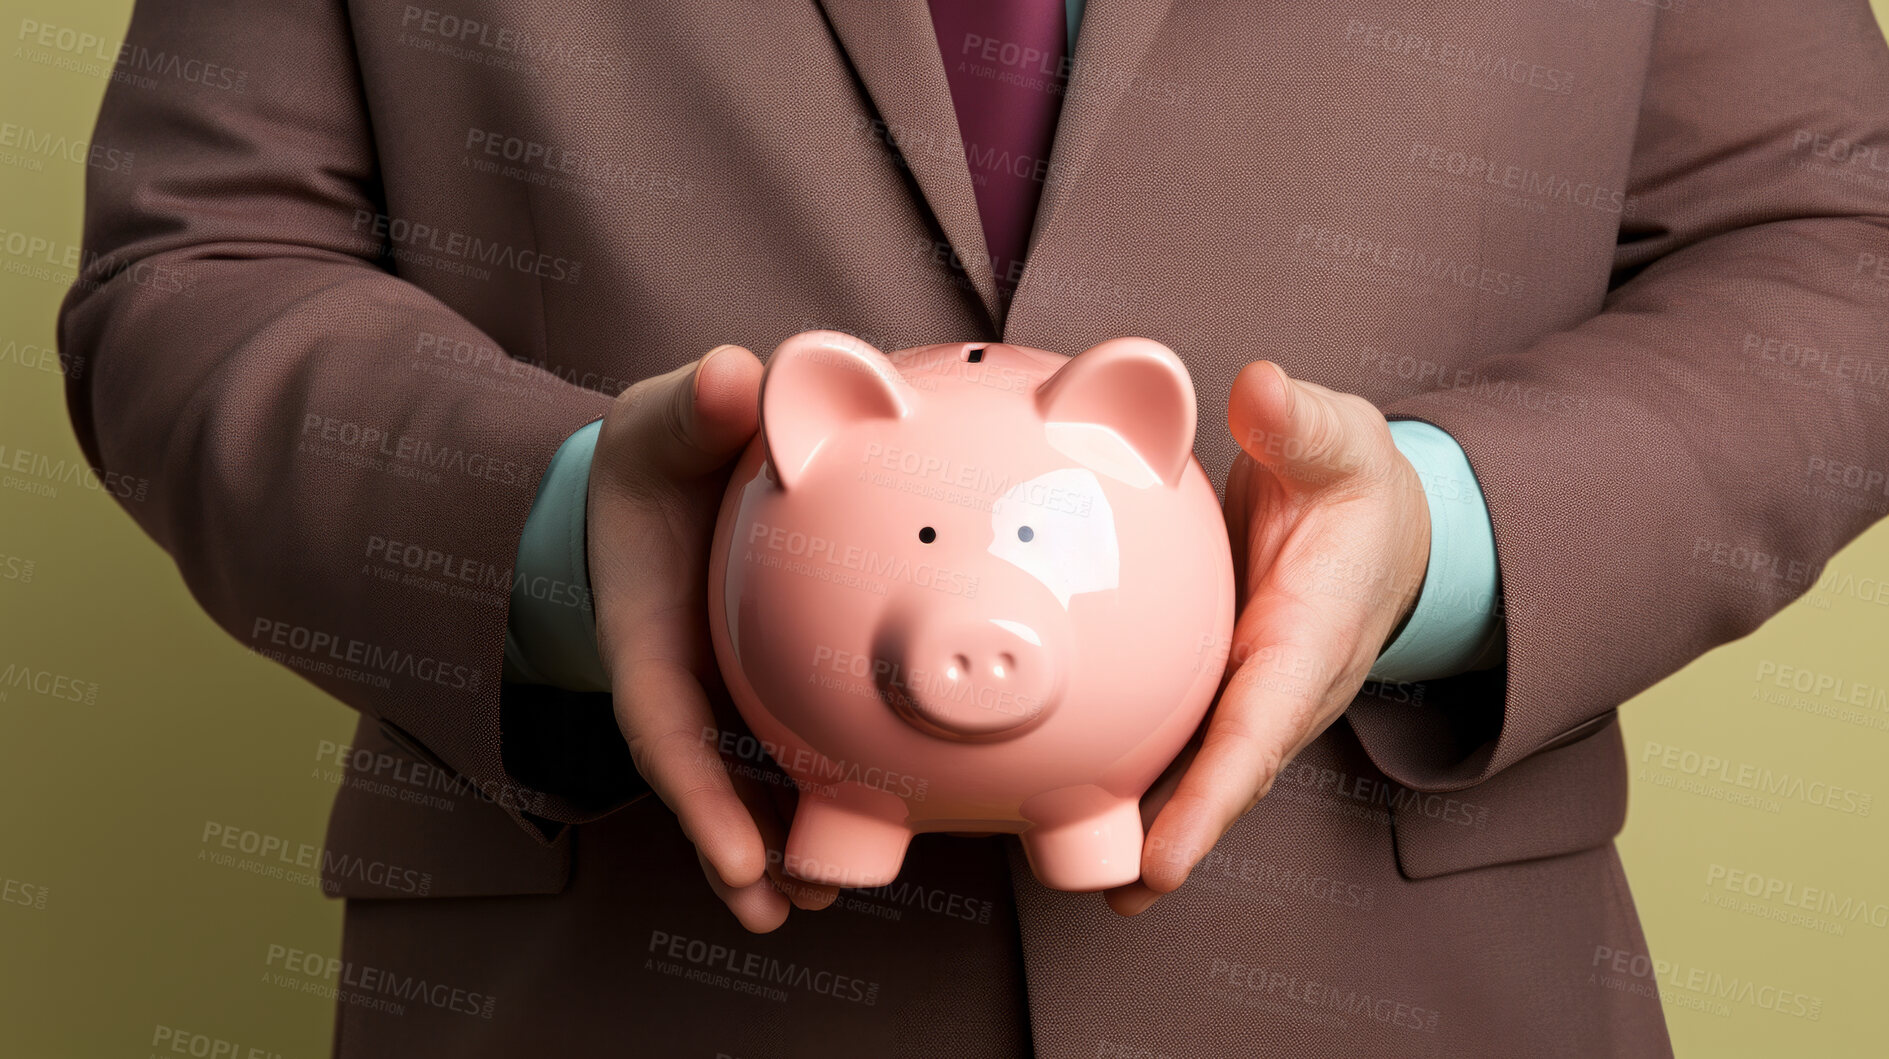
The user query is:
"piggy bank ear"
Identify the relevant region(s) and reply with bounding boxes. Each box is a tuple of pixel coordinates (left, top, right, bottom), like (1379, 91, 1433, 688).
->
(761, 330, 915, 490)
(1034, 337, 1197, 488)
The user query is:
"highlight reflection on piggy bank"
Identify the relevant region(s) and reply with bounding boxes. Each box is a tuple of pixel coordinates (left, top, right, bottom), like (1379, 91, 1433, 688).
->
(707, 330, 1235, 892)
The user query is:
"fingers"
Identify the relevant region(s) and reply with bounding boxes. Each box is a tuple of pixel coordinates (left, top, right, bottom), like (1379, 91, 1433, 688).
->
(768, 864, 841, 914)
(611, 344, 765, 486)
(1138, 611, 1348, 894)
(1102, 740, 1198, 917)
(613, 656, 770, 892)
(1228, 361, 1373, 489)
(615, 655, 838, 926)
(742, 758, 840, 913)
(1162, 365, 1411, 907)
(698, 772, 842, 932)
(697, 847, 792, 934)
(686, 344, 766, 461)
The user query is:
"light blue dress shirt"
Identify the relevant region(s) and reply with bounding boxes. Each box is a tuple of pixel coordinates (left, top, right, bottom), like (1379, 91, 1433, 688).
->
(501, 418, 1506, 689)
(503, 420, 609, 692)
(1376, 421, 1505, 683)
(501, 0, 1505, 690)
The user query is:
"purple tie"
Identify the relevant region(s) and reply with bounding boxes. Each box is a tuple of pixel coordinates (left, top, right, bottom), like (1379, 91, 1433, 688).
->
(927, 0, 1069, 302)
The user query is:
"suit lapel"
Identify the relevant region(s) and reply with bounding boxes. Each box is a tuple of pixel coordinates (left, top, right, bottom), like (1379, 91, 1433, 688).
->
(1009, 0, 1178, 333)
(816, 0, 1003, 327)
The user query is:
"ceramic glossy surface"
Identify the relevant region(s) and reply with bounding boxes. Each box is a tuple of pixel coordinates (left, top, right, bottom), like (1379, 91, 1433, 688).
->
(706, 331, 1236, 892)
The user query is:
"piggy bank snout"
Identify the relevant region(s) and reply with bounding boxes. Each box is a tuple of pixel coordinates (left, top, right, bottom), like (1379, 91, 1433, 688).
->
(878, 616, 1061, 739)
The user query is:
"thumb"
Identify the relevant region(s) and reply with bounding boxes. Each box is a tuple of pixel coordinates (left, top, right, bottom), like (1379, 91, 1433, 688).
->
(1227, 360, 1370, 487)
(619, 344, 764, 483)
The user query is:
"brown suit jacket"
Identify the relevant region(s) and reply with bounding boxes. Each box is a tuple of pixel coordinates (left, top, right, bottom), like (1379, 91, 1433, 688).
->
(61, 0, 1889, 1055)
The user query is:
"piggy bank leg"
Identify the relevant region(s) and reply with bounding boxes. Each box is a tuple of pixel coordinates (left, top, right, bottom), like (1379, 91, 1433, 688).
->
(1019, 795, 1144, 892)
(782, 783, 913, 889)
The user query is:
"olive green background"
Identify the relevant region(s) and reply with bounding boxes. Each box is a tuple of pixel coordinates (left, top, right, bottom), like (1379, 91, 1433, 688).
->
(4, 4, 1888, 1056)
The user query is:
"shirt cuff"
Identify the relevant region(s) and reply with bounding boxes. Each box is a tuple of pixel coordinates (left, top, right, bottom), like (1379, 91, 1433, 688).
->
(504, 419, 610, 692)
(1369, 420, 1506, 684)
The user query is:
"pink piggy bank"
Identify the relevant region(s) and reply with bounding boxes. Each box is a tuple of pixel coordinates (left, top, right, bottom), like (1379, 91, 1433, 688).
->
(706, 330, 1235, 892)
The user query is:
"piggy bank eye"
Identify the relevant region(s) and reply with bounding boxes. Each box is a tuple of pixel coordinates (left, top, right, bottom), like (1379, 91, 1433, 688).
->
(919, 526, 937, 544)
(989, 469, 1119, 607)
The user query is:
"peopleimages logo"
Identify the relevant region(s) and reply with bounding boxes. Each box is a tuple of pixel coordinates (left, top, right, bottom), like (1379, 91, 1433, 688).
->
(744, 521, 980, 598)
(298, 414, 523, 487)
(1590, 946, 1823, 1021)
(1342, 19, 1574, 95)
(200, 821, 433, 896)
(1705, 864, 1889, 930)
(1406, 142, 1632, 216)
(250, 618, 481, 692)
(843, 879, 994, 924)
(1743, 332, 1888, 386)
(0, 663, 100, 705)
(858, 444, 1096, 514)
(1755, 660, 1889, 711)
(0, 441, 149, 501)
(149, 1024, 282, 1059)
(1207, 957, 1441, 1033)
(647, 930, 880, 1006)
(1292, 224, 1527, 297)
(349, 210, 582, 284)
(808, 643, 1047, 727)
(1189, 848, 1379, 911)
(1640, 742, 1873, 816)
(1791, 129, 1889, 173)
(264, 945, 495, 1019)
(1689, 537, 1823, 587)
(2, 876, 48, 911)
(1276, 760, 1490, 829)
(0, 121, 133, 172)
(15, 18, 249, 92)
(700, 724, 930, 803)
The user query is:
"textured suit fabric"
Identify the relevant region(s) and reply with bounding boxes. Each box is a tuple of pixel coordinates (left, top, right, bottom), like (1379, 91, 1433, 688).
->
(59, 0, 1889, 1055)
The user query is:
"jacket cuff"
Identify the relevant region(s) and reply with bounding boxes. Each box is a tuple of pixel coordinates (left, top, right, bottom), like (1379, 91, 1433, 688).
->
(1369, 420, 1506, 684)
(504, 419, 610, 692)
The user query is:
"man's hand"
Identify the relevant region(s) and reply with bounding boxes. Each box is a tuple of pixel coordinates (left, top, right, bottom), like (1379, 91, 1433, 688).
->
(587, 345, 838, 933)
(1106, 361, 1431, 916)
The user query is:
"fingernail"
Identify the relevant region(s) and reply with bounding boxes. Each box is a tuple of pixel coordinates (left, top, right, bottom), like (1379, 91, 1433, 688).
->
(693, 346, 736, 400)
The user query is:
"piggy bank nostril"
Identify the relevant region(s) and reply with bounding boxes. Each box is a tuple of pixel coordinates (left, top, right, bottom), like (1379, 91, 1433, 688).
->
(870, 615, 1064, 740)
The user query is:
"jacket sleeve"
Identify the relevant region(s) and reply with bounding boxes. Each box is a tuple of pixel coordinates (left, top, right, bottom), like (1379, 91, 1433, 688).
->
(1348, 0, 1889, 789)
(57, 0, 641, 838)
